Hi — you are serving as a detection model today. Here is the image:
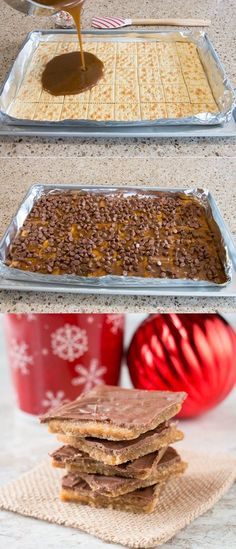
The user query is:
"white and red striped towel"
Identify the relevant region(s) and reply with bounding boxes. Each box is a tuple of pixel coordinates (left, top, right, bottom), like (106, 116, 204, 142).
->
(92, 17, 132, 29)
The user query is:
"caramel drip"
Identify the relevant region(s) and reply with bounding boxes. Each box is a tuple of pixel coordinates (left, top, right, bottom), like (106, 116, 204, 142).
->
(67, 4, 86, 71)
(38, 0, 104, 95)
(41, 52, 104, 96)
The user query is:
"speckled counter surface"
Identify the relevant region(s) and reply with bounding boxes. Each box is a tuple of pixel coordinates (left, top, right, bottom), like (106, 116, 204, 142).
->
(0, 0, 236, 157)
(0, 156, 235, 312)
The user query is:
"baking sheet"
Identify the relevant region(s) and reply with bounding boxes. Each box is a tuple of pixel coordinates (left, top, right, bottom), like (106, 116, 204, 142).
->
(0, 29, 235, 127)
(0, 108, 236, 137)
(1, 274, 236, 296)
(0, 184, 234, 291)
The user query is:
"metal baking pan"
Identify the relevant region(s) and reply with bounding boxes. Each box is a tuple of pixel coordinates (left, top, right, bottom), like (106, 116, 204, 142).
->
(0, 184, 235, 294)
(0, 108, 236, 137)
(1, 274, 236, 296)
(0, 29, 235, 127)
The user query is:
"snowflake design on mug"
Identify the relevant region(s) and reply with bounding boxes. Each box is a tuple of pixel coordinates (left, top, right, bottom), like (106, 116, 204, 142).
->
(87, 316, 94, 324)
(51, 324, 88, 362)
(42, 348, 49, 356)
(16, 314, 37, 322)
(72, 359, 107, 392)
(10, 339, 33, 375)
(106, 314, 124, 335)
(41, 390, 68, 410)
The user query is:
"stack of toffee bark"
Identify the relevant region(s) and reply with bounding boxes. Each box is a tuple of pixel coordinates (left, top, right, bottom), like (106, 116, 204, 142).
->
(40, 386, 187, 513)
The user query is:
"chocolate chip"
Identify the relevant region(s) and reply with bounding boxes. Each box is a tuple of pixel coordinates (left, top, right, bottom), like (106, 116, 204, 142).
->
(6, 190, 226, 284)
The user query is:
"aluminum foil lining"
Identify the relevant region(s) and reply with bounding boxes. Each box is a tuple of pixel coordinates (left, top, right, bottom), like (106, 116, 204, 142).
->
(0, 184, 233, 289)
(0, 29, 235, 127)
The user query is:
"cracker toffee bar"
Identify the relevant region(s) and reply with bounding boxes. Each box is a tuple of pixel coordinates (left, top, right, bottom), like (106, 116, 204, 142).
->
(41, 387, 187, 514)
(6, 190, 228, 284)
(60, 448, 186, 497)
(51, 445, 167, 479)
(52, 445, 186, 484)
(56, 421, 184, 465)
(59, 447, 186, 500)
(61, 476, 164, 513)
(40, 386, 186, 440)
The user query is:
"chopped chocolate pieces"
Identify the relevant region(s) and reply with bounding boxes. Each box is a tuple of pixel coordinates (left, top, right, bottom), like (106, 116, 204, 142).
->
(7, 190, 227, 283)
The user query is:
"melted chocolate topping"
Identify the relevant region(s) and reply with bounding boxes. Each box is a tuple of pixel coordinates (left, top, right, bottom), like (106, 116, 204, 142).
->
(40, 386, 186, 428)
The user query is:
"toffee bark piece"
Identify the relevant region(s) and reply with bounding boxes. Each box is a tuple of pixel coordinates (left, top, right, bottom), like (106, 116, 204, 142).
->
(51, 445, 167, 479)
(61, 479, 164, 514)
(57, 421, 184, 465)
(40, 386, 186, 441)
(61, 447, 186, 496)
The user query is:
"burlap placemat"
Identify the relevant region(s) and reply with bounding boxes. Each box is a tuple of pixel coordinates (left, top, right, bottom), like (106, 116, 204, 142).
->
(0, 450, 236, 548)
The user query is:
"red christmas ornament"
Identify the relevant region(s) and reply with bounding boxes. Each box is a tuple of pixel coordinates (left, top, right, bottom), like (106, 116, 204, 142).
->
(127, 314, 236, 418)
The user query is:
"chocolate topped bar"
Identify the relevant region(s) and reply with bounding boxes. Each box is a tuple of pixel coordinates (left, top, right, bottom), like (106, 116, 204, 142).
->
(61, 478, 164, 513)
(40, 386, 186, 440)
(51, 444, 167, 479)
(60, 447, 186, 497)
(57, 421, 184, 465)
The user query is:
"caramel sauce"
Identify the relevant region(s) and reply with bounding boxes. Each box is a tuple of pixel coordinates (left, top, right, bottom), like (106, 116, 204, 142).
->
(42, 51, 104, 95)
(38, 0, 104, 95)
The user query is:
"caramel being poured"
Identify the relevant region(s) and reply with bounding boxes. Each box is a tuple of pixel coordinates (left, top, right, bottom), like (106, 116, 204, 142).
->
(38, 0, 104, 95)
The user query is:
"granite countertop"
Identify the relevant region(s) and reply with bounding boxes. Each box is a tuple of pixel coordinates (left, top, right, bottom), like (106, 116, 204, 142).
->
(0, 156, 235, 312)
(0, 0, 236, 157)
(1, 315, 236, 549)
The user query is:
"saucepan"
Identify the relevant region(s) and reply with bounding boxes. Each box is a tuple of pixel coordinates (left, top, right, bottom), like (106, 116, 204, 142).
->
(4, 0, 83, 16)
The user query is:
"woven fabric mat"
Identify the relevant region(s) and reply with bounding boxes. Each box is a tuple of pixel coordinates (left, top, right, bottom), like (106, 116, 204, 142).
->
(0, 450, 236, 548)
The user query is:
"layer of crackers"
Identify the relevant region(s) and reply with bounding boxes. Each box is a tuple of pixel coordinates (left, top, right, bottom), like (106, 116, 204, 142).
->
(8, 39, 218, 123)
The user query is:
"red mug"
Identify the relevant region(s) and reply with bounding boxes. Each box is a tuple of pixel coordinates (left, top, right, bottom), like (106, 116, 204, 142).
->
(4, 313, 124, 415)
